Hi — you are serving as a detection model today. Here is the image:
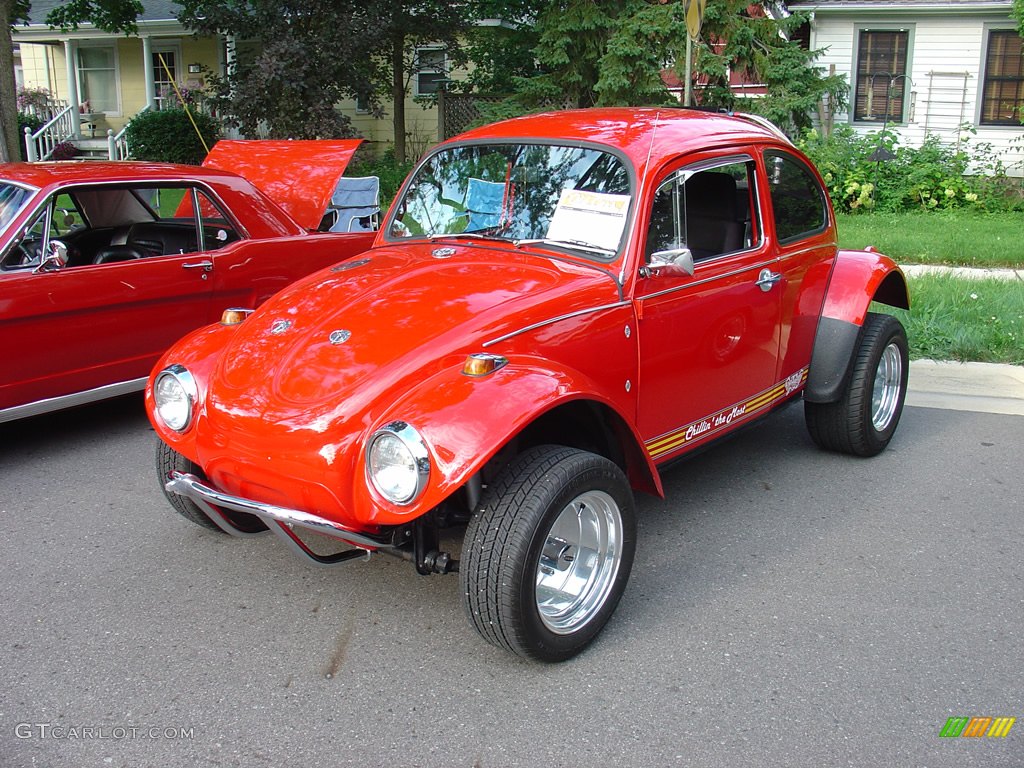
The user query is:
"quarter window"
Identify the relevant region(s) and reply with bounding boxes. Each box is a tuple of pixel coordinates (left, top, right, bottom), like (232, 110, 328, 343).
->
(764, 152, 828, 244)
(980, 30, 1024, 126)
(854, 29, 909, 123)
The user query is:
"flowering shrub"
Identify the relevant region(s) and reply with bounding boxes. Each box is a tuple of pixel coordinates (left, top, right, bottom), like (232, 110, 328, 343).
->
(51, 142, 80, 161)
(16, 86, 53, 114)
(799, 125, 1024, 213)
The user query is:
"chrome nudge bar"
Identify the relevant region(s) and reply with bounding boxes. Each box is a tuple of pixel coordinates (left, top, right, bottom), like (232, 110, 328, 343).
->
(165, 471, 395, 567)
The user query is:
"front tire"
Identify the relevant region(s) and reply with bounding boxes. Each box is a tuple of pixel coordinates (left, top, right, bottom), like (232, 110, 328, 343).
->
(805, 312, 909, 457)
(460, 446, 637, 662)
(155, 441, 266, 534)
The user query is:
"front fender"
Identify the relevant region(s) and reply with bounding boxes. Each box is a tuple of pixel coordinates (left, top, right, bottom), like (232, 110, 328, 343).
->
(145, 322, 239, 464)
(805, 248, 910, 403)
(352, 356, 661, 527)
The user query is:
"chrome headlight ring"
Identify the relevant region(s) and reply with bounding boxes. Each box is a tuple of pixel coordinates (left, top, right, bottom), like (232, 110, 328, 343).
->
(153, 364, 199, 433)
(366, 421, 431, 506)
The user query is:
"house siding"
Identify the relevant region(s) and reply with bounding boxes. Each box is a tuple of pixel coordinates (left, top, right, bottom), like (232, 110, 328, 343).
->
(803, 7, 1024, 176)
(18, 36, 223, 136)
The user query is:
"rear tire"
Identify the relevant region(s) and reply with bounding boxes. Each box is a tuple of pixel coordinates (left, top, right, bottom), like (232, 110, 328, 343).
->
(805, 312, 908, 457)
(460, 446, 636, 662)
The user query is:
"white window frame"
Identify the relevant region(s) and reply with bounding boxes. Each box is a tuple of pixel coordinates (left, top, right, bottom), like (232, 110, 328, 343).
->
(851, 25, 915, 126)
(76, 42, 122, 117)
(977, 25, 1024, 128)
(414, 46, 447, 97)
(153, 42, 184, 111)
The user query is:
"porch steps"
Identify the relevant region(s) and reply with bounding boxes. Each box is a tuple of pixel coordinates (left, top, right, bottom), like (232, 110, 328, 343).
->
(72, 138, 112, 160)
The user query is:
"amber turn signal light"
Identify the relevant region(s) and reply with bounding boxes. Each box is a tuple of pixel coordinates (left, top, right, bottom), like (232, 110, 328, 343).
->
(462, 353, 508, 377)
(221, 308, 255, 326)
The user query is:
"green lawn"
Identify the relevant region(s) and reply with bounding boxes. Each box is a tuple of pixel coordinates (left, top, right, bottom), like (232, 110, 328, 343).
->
(840, 210, 1024, 364)
(836, 210, 1024, 268)
(876, 274, 1024, 365)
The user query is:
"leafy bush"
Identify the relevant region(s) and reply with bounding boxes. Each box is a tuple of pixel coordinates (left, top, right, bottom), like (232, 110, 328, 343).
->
(123, 108, 221, 165)
(15, 113, 43, 160)
(347, 147, 415, 209)
(799, 125, 1024, 214)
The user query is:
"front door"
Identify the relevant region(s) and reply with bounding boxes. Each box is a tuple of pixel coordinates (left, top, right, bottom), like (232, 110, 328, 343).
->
(635, 153, 784, 463)
(0, 186, 217, 411)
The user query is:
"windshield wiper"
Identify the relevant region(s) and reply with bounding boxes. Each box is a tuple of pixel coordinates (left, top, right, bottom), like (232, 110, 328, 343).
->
(427, 232, 509, 243)
(514, 238, 616, 256)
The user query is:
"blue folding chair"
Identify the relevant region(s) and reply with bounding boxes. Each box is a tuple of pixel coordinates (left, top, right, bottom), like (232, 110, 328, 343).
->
(327, 176, 381, 232)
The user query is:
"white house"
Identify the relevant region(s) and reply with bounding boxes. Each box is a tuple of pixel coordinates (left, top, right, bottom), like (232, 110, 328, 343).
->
(789, 0, 1024, 175)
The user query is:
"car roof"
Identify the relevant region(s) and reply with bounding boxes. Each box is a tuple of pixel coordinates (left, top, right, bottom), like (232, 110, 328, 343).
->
(449, 108, 794, 173)
(0, 160, 250, 189)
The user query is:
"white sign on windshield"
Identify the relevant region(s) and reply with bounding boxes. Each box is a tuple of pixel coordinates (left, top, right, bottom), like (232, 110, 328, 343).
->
(546, 189, 630, 253)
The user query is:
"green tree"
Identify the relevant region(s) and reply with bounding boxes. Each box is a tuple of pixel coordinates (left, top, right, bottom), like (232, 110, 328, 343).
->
(454, 1, 546, 95)
(176, 0, 380, 141)
(495, 0, 846, 135)
(2, 0, 141, 162)
(1, 0, 31, 162)
(694, 2, 847, 133)
(178, 1, 475, 162)
(363, 0, 476, 163)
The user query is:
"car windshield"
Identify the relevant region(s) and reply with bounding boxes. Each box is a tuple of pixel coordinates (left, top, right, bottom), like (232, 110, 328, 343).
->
(389, 143, 632, 260)
(0, 183, 35, 231)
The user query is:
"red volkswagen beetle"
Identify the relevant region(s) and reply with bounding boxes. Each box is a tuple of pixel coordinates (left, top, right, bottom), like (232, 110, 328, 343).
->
(147, 110, 910, 662)
(0, 140, 375, 422)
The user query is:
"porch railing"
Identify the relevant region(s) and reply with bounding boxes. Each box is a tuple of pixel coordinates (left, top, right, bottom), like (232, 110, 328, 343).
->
(106, 104, 148, 160)
(23, 103, 76, 161)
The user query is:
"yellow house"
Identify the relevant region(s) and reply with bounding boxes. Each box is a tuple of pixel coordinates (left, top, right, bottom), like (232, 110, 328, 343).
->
(14, 0, 471, 159)
(16, 0, 222, 142)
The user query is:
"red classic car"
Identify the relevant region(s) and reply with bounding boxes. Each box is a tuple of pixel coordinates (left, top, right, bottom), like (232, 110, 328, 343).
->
(147, 110, 910, 662)
(0, 140, 376, 422)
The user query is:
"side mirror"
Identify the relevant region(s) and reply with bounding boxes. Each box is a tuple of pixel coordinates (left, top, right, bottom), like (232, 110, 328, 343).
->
(642, 247, 695, 279)
(33, 240, 69, 273)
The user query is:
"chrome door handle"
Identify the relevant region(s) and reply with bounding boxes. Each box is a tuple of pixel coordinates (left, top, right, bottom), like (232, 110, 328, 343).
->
(182, 260, 213, 272)
(756, 268, 782, 292)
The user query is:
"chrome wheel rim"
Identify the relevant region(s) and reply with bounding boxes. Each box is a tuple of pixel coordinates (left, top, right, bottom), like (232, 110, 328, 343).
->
(535, 490, 623, 635)
(871, 342, 903, 431)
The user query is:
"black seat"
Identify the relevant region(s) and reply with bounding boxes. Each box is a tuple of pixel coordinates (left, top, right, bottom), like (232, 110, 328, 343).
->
(126, 222, 197, 256)
(93, 245, 147, 264)
(684, 172, 744, 260)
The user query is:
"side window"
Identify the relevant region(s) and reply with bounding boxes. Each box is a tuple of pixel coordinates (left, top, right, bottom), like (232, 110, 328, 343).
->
(645, 158, 759, 263)
(764, 151, 828, 244)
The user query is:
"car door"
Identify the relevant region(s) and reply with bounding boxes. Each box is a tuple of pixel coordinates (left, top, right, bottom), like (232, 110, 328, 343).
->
(634, 153, 783, 462)
(0, 186, 216, 412)
(763, 149, 837, 382)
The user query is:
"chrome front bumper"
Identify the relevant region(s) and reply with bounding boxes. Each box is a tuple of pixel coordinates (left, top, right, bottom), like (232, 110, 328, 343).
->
(165, 471, 394, 566)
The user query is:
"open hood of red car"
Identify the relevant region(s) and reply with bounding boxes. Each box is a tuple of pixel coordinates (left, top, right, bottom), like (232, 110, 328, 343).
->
(202, 139, 362, 231)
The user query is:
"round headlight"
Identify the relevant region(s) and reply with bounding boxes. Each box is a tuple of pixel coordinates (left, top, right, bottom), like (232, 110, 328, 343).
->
(366, 422, 430, 506)
(154, 365, 198, 432)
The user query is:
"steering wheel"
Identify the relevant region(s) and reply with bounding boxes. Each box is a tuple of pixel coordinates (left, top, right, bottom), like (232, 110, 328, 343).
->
(12, 238, 42, 267)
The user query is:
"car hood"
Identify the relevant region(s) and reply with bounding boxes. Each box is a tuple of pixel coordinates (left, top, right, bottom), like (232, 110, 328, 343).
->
(207, 242, 620, 418)
(202, 139, 362, 230)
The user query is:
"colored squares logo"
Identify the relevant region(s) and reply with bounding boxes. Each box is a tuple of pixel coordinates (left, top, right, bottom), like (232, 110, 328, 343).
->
(940, 716, 1015, 738)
